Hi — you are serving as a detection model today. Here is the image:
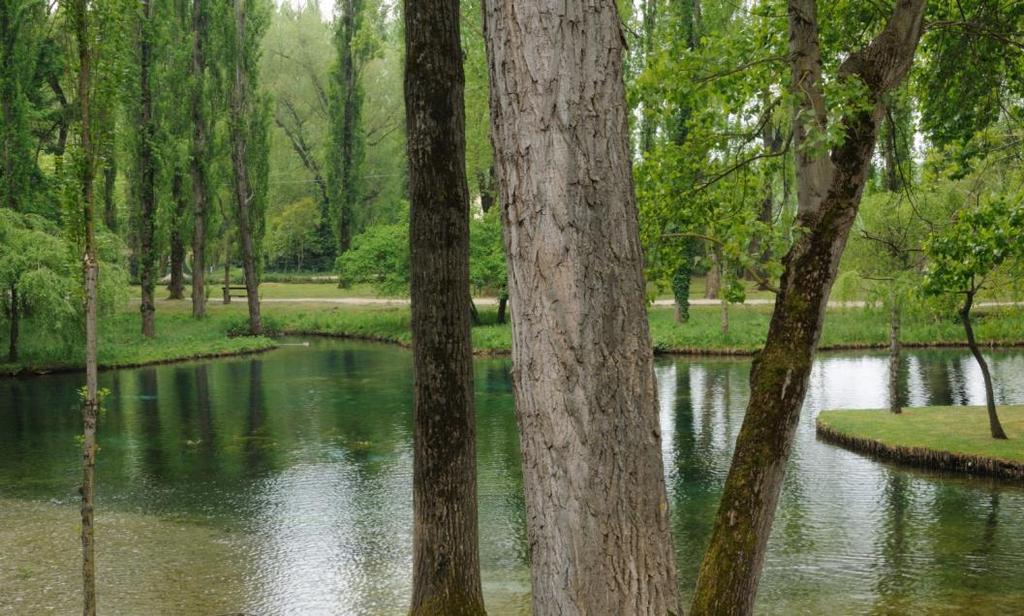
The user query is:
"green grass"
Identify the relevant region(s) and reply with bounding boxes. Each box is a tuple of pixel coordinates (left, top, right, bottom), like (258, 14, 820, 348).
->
(650, 304, 1024, 353)
(1, 308, 276, 376)
(4, 295, 1023, 375)
(817, 406, 1024, 464)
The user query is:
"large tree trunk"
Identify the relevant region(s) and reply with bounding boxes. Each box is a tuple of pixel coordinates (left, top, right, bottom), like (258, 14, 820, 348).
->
(405, 0, 484, 613)
(229, 0, 261, 335)
(888, 296, 902, 414)
(73, 1, 99, 612)
(690, 2, 928, 614)
(961, 291, 1007, 439)
(137, 0, 157, 338)
(190, 0, 208, 319)
(483, 2, 679, 613)
(167, 173, 187, 300)
(8, 284, 17, 362)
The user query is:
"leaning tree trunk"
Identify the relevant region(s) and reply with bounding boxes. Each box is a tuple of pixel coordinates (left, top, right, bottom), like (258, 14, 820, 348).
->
(167, 173, 187, 300)
(8, 285, 17, 362)
(960, 291, 1007, 439)
(229, 0, 261, 335)
(483, 2, 680, 613)
(189, 0, 208, 319)
(73, 0, 99, 612)
(137, 0, 157, 337)
(888, 295, 902, 414)
(690, 2, 928, 614)
(405, 0, 485, 613)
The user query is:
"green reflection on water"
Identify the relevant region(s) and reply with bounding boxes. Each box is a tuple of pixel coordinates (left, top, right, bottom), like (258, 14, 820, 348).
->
(1, 341, 1022, 614)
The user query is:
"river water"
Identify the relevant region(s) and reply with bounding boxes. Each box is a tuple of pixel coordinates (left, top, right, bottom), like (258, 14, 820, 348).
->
(1, 340, 1022, 615)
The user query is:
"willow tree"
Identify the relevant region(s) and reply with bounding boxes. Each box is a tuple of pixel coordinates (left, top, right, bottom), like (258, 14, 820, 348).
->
(227, 0, 269, 335)
(0, 0, 45, 214)
(483, 1, 679, 613)
(691, 1, 929, 613)
(405, 1, 485, 612)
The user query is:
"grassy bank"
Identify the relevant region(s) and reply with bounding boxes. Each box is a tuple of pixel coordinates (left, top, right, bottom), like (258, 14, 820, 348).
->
(1, 310, 276, 376)
(273, 302, 1024, 355)
(817, 406, 1024, 480)
(3, 300, 1023, 375)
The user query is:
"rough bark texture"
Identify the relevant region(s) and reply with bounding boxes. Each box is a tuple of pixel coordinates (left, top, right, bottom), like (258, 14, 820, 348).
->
(229, 0, 262, 335)
(961, 291, 1007, 439)
(137, 0, 157, 338)
(405, 0, 485, 613)
(74, 1, 99, 612)
(690, 2, 928, 614)
(167, 173, 187, 300)
(483, 2, 679, 614)
(8, 284, 17, 362)
(190, 0, 208, 319)
(889, 299, 902, 414)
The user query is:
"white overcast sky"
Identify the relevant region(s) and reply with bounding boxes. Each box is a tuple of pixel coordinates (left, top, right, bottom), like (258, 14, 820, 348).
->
(276, 0, 335, 21)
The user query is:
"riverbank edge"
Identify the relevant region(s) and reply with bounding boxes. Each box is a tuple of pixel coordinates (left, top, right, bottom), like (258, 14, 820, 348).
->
(0, 343, 277, 378)
(816, 418, 1024, 482)
(5, 331, 1024, 379)
(289, 328, 1024, 356)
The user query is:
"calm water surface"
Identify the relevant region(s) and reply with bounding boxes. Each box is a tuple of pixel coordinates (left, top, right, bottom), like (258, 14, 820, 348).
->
(1, 340, 1022, 615)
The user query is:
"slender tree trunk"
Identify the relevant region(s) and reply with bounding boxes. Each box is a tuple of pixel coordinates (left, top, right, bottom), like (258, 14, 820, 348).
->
(691, 2, 927, 614)
(468, 298, 481, 326)
(137, 0, 157, 338)
(483, 2, 679, 613)
(496, 292, 507, 324)
(73, 1, 99, 612)
(888, 297, 902, 414)
(167, 173, 187, 300)
(190, 0, 208, 319)
(721, 297, 729, 335)
(8, 284, 17, 362)
(705, 245, 721, 299)
(405, 0, 485, 612)
(222, 252, 231, 304)
(960, 291, 1007, 439)
(229, 0, 261, 335)
(102, 153, 116, 232)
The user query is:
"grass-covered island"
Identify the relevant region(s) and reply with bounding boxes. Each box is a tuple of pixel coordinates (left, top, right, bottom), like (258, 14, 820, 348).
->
(817, 406, 1024, 481)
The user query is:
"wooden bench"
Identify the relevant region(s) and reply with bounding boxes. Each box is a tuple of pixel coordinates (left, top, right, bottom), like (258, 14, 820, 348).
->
(222, 285, 253, 303)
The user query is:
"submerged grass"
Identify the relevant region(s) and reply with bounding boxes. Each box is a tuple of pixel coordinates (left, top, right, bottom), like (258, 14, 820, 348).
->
(817, 406, 1024, 480)
(3, 298, 1022, 375)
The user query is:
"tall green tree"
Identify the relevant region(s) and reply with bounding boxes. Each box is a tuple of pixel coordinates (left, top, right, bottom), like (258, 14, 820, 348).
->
(227, 0, 269, 334)
(692, 1, 929, 612)
(405, 0, 485, 611)
(924, 198, 1024, 439)
(134, 0, 158, 337)
(65, 0, 100, 611)
(328, 0, 368, 257)
(484, 0, 680, 612)
(0, 0, 45, 214)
